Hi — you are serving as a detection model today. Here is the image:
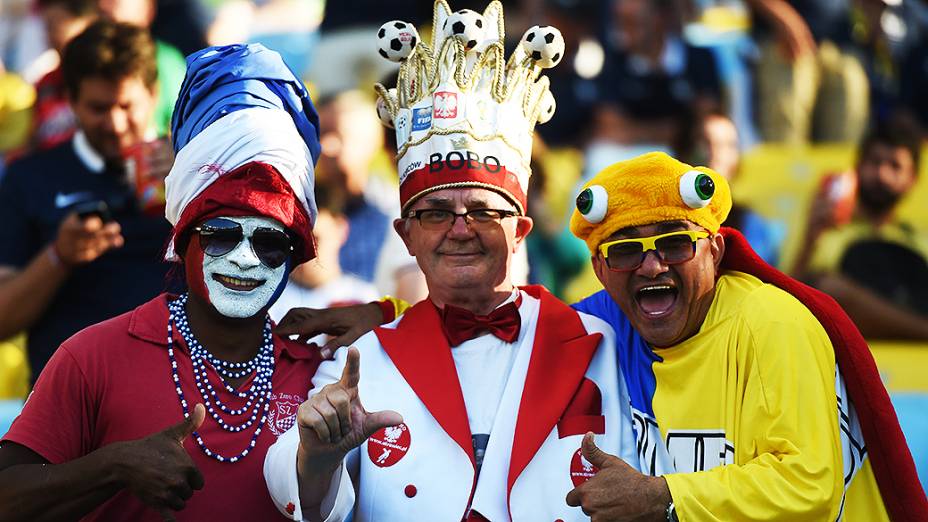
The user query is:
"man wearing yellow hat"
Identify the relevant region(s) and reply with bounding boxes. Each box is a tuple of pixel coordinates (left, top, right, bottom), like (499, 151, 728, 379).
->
(565, 151, 925, 521)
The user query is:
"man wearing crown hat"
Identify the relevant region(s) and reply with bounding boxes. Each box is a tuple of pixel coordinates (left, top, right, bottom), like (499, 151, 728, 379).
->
(0, 44, 328, 520)
(563, 151, 926, 521)
(263, 2, 645, 521)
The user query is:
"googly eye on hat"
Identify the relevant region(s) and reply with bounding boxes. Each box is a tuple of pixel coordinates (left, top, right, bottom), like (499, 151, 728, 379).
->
(679, 170, 715, 209)
(576, 185, 608, 224)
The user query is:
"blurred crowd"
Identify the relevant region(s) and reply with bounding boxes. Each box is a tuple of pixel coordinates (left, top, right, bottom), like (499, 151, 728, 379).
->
(0, 0, 926, 399)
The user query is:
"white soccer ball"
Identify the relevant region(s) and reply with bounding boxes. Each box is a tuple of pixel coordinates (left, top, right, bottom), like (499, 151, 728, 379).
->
(442, 9, 486, 51)
(377, 20, 419, 62)
(521, 25, 565, 68)
(537, 89, 556, 124)
(376, 90, 395, 129)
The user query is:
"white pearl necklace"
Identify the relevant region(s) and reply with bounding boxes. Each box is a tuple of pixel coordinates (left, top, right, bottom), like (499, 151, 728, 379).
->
(167, 294, 275, 463)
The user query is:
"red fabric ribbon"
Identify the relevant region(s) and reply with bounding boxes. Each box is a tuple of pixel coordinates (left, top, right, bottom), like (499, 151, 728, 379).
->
(440, 300, 521, 347)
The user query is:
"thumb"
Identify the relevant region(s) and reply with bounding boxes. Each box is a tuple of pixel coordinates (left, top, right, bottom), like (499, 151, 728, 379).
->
(361, 410, 404, 440)
(581, 432, 616, 469)
(163, 403, 206, 443)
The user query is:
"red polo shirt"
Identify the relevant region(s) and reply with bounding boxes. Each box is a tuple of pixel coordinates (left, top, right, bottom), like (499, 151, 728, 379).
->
(3, 294, 321, 521)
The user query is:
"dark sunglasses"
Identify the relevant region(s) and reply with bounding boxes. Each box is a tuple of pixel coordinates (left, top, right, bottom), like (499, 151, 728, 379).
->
(193, 218, 294, 269)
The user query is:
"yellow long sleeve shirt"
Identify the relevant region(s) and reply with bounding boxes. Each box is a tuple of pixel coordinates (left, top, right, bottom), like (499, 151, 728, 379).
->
(659, 272, 888, 521)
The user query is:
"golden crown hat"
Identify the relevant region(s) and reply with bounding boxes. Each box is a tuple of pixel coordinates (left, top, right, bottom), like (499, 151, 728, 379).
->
(374, 0, 565, 215)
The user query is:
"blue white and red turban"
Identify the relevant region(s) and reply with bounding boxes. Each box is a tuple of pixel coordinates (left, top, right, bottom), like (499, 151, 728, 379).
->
(164, 43, 321, 264)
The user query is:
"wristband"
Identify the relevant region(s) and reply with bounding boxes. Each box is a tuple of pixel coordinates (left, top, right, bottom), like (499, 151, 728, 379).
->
(375, 299, 396, 324)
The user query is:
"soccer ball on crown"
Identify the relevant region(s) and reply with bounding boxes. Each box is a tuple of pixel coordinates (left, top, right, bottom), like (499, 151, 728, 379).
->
(376, 91, 396, 129)
(377, 20, 419, 62)
(442, 9, 486, 51)
(537, 89, 556, 124)
(521, 25, 565, 68)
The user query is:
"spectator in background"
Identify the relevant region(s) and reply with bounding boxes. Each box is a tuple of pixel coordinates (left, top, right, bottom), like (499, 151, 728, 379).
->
(97, 0, 186, 138)
(0, 20, 173, 382)
(534, 0, 603, 148)
(305, 1, 423, 96)
(592, 0, 722, 149)
(315, 90, 395, 282)
(793, 121, 928, 339)
(747, 0, 869, 143)
(525, 142, 589, 297)
(150, 0, 209, 57)
(204, 0, 324, 77)
(27, 0, 97, 152)
(680, 112, 784, 265)
(897, 2, 928, 137)
(269, 180, 379, 339)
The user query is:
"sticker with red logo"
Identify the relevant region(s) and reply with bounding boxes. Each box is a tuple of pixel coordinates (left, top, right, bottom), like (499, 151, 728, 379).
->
(570, 447, 599, 486)
(367, 423, 411, 467)
(433, 91, 458, 119)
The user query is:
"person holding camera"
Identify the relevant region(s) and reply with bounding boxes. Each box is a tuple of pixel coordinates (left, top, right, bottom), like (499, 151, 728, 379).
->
(0, 20, 173, 382)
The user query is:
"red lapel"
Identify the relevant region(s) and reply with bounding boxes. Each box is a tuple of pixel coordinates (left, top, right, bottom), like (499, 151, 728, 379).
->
(720, 227, 928, 521)
(375, 301, 476, 469)
(507, 285, 602, 496)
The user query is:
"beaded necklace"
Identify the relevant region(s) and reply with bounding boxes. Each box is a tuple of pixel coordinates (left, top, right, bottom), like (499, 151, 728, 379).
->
(167, 293, 275, 463)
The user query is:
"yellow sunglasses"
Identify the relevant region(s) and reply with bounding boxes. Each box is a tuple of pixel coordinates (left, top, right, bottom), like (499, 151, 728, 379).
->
(598, 230, 710, 271)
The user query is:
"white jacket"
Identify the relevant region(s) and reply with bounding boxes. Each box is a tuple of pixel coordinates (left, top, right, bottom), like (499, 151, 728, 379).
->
(265, 286, 639, 521)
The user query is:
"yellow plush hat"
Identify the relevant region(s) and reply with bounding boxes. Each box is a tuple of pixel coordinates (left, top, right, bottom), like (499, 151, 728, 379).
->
(569, 151, 732, 253)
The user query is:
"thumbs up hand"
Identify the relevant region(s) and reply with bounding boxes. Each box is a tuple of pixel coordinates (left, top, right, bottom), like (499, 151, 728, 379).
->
(566, 433, 672, 522)
(102, 404, 206, 520)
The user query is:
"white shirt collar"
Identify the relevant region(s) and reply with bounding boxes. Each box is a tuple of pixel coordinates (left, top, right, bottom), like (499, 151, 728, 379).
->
(496, 288, 521, 309)
(72, 131, 105, 174)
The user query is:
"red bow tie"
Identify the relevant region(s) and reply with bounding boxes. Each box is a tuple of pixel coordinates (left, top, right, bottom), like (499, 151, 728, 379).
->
(440, 298, 522, 347)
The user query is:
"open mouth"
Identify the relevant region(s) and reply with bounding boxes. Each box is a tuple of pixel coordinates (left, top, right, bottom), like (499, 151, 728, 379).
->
(635, 284, 678, 318)
(212, 274, 265, 291)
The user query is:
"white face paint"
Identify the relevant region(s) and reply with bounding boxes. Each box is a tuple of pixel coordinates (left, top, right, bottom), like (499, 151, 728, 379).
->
(202, 216, 289, 318)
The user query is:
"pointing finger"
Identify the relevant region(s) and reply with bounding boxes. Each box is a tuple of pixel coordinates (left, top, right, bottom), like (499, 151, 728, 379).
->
(338, 347, 361, 389)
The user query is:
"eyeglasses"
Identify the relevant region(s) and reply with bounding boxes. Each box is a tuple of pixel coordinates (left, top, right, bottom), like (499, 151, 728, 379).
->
(406, 208, 518, 231)
(193, 218, 294, 268)
(598, 230, 710, 272)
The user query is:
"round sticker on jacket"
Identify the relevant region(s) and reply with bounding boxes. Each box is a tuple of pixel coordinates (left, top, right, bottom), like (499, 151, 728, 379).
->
(367, 423, 411, 467)
(570, 448, 599, 486)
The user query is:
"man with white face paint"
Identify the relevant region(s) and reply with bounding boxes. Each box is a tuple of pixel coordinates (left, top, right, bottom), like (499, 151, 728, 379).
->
(0, 44, 327, 521)
(198, 216, 291, 319)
